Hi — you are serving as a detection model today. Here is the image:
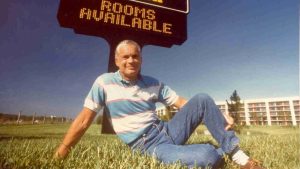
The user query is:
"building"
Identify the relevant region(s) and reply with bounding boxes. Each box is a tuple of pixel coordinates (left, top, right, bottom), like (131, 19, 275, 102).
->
(156, 106, 167, 117)
(156, 96, 300, 126)
(216, 96, 300, 126)
(156, 106, 178, 118)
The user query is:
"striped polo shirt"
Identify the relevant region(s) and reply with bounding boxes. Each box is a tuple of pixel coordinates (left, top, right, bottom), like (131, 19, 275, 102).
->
(84, 71, 179, 144)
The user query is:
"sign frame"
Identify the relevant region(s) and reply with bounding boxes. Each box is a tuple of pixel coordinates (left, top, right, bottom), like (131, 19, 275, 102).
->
(129, 0, 190, 14)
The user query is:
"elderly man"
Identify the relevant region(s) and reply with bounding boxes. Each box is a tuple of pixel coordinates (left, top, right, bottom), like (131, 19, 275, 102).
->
(55, 40, 264, 169)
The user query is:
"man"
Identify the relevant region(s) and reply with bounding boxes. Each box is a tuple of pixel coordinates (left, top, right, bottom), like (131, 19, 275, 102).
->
(55, 40, 264, 169)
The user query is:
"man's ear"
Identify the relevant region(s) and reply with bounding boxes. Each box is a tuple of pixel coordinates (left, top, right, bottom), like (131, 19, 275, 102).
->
(115, 56, 119, 67)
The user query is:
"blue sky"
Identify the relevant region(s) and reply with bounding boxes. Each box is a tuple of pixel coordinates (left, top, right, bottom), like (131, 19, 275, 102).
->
(0, 0, 299, 118)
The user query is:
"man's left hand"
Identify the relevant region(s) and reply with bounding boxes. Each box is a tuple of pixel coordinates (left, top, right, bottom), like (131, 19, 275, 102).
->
(222, 112, 234, 130)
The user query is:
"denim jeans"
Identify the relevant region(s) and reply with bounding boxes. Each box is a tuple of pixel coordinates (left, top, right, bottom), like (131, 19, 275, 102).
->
(128, 93, 240, 169)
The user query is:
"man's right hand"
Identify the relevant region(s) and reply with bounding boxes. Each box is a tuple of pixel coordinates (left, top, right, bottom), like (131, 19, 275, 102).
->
(54, 143, 70, 159)
(53, 107, 96, 159)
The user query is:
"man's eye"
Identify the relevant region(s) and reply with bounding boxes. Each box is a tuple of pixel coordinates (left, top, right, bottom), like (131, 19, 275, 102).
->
(132, 55, 138, 59)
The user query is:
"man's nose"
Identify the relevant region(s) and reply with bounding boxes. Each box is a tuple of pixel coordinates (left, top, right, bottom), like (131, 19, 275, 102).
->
(128, 56, 134, 62)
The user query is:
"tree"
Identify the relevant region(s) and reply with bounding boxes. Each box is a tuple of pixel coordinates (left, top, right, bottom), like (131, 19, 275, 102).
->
(226, 90, 244, 133)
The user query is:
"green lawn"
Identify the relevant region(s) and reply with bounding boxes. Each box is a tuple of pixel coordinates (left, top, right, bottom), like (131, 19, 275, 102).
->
(0, 124, 299, 169)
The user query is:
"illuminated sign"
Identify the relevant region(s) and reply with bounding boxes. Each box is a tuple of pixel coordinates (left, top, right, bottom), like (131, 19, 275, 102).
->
(57, 0, 188, 47)
(79, 1, 172, 35)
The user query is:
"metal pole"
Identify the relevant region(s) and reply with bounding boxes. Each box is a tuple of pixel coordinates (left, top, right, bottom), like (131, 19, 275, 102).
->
(32, 112, 36, 124)
(17, 111, 21, 125)
(101, 41, 118, 134)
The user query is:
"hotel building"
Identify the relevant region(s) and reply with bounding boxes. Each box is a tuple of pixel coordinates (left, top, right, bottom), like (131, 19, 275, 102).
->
(156, 96, 300, 126)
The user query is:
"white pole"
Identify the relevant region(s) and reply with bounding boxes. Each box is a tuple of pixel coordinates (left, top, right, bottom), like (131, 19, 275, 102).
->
(43, 115, 46, 124)
(17, 111, 21, 125)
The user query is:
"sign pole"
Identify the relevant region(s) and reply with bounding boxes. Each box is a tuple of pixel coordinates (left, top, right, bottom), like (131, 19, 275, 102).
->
(101, 41, 118, 134)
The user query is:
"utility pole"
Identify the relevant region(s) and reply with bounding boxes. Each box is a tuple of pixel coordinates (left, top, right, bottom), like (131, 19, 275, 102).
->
(32, 112, 36, 124)
(17, 111, 21, 125)
(43, 114, 46, 124)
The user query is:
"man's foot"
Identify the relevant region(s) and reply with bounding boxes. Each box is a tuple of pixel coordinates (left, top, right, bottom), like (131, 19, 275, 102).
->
(240, 159, 265, 169)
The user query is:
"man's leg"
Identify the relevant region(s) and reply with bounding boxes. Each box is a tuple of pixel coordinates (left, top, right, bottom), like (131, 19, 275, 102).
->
(153, 143, 224, 169)
(147, 93, 264, 169)
(166, 93, 239, 154)
(130, 121, 224, 169)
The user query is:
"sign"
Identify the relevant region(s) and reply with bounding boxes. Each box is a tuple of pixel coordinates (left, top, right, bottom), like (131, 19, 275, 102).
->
(57, 0, 188, 47)
(57, 0, 189, 134)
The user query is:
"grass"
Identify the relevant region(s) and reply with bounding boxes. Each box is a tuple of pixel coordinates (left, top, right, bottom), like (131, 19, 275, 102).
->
(0, 124, 299, 169)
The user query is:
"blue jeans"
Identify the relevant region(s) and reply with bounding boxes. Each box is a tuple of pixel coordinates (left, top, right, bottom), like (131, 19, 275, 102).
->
(128, 93, 239, 169)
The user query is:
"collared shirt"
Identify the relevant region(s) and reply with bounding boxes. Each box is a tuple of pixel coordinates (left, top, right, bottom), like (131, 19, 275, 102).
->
(84, 71, 179, 144)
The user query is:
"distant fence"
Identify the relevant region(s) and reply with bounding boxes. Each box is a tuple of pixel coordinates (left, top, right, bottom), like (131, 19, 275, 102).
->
(0, 112, 72, 125)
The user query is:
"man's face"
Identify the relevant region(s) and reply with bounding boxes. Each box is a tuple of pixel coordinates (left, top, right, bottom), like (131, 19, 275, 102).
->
(115, 43, 142, 81)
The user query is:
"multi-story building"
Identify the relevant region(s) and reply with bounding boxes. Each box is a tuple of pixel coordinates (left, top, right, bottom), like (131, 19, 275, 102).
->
(156, 96, 300, 126)
(156, 106, 166, 117)
(216, 96, 299, 126)
(156, 106, 178, 118)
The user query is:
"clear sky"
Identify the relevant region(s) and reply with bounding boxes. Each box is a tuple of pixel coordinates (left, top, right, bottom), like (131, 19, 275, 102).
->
(0, 0, 299, 118)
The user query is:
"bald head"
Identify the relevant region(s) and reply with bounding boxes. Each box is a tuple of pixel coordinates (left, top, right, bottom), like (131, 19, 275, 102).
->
(115, 40, 141, 58)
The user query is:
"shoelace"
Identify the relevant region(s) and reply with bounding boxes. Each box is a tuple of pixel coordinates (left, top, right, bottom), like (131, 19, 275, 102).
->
(244, 159, 262, 169)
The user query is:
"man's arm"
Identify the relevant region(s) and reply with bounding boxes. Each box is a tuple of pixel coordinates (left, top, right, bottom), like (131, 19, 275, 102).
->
(172, 96, 187, 109)
(54, 107, 96, 159)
